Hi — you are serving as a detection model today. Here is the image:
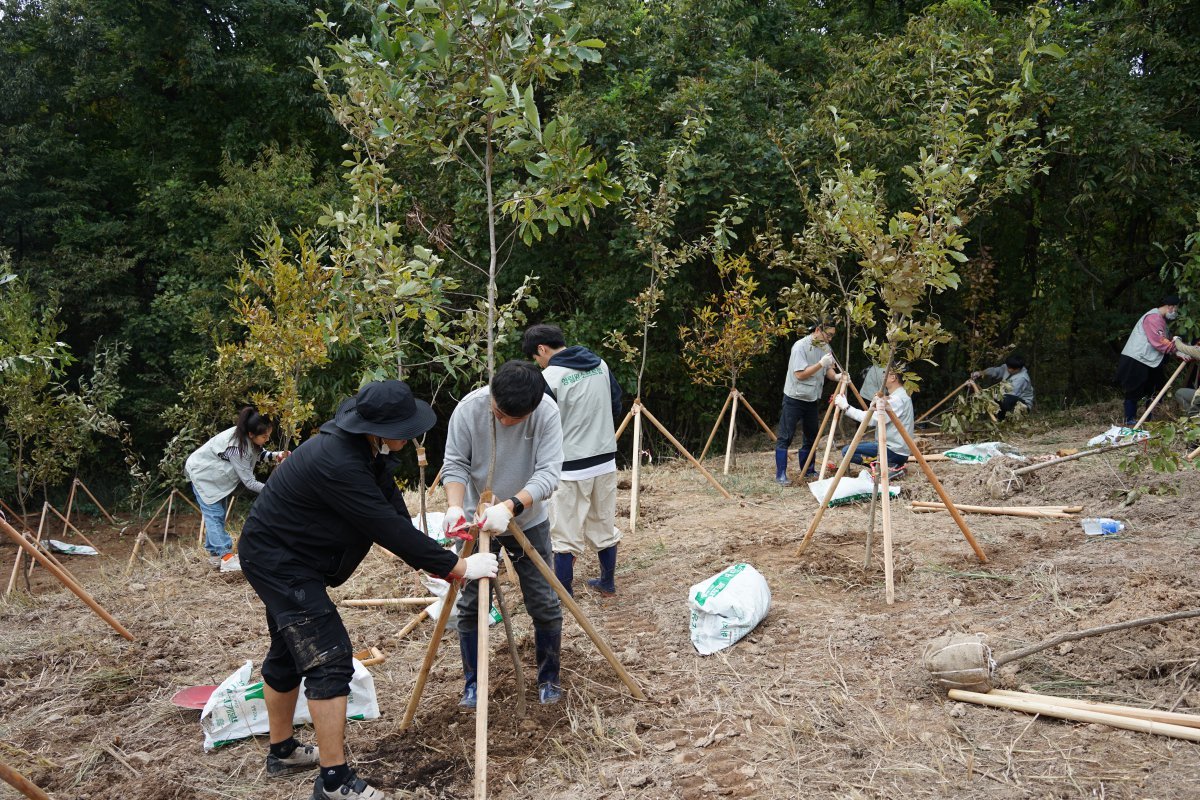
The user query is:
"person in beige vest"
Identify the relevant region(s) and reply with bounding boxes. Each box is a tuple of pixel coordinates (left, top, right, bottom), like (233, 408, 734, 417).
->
(1115, 294, 1187, 425)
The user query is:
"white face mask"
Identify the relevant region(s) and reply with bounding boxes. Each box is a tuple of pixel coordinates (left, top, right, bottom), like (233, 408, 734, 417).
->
(1165, 311, 1179, 321)
(377, 439, 391, 456)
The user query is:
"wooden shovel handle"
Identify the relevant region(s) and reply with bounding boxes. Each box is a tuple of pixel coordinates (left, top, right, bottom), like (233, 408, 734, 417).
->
(996, 608, 1200, 666)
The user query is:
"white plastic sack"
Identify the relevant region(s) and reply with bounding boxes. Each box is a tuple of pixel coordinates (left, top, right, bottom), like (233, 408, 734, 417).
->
(201, 659, 380, 750)
(1087, 426, 1149, 447)
(688, 563, 771, 655)
(808, 471, 900, 508)
(46, 540, 98, 555)
(942, 442, 1026, 464)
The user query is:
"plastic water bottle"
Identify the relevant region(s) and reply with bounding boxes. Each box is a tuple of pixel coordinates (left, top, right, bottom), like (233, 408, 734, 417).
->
(1081, 517, 1124, 536)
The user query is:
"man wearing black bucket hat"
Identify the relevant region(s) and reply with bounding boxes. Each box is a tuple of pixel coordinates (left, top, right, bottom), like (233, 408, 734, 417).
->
(239, 380, 498, 800)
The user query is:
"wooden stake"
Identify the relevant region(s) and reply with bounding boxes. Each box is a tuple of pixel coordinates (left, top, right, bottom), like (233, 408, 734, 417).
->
(988, 689, 1200, 729)
(1189, 444, 1200, 461)
(699, 391, 734, 462)
(356, 647, 387, 667)
(399, 535, 476, 731)
(629, 403, 643, 534)
(799, 394, 838, 478)
(796, 410, 874, 556)
(43, 503, 102, 553)
(341, 597, 438, 607)
(160, 491, 176, 547)
(735, 391, 778, 441)
(491, 575, 526, 720)
(948, 689, 1200, 743)
(503, 518, 646, 700)
(818, 385, 847, 480)
(0, 760, 52, 800)
(911, 502, 1080, 519)
(915, 379, 973, 424)
(474, 523, 490, 800)
(0, 516, 134, 641)
(639, 404, 733, 500)
(886, 405, 988, 564)
(396, 609, 429, 640)
(1013, 437, 1148, 476)
(876, 401, 894, 605)
(722, 392, 739, 475)
(864, 467, 878, 571)
(7, 504, 46, 595)
(1135, 360, 1188, 428)
(425, 466, 444, 497)
(60, 478, 78, 538)
(614, 407, 634, 442)
(0, 498, 33, 534)
(74, 478, 116, 524)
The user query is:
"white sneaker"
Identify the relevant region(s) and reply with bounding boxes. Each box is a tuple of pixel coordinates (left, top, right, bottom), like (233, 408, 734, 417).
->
(219, 553, 242, 573)
(311, 772, 388, 799)
(207, 555, 222, 569)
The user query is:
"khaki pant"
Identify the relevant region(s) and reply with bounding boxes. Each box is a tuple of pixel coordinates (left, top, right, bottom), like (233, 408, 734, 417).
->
(549, 472, 620, 556)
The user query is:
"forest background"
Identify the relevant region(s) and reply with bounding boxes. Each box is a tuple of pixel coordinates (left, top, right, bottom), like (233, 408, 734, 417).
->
(2, 0, 1198, 509)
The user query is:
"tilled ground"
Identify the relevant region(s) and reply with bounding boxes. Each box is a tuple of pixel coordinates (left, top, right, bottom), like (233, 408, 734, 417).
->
(2, 405, 1200, 799)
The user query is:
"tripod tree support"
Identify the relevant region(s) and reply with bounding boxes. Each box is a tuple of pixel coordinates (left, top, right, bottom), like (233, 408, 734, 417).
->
(875, 401, 895, 605)
(698, 391, 734, 462)
(736, 390, 778, 441)
(818, 383, 849, 480)
(796, 410, 874, 556)
(6, 504, 47, 595)
(638, 404, 733, 501)
(0, 516, 134, 641)
(474, 524, 491, 800)
(722, 392, 739, 475)
(799, 393, 839, 478)
(914, 379, 973, 424)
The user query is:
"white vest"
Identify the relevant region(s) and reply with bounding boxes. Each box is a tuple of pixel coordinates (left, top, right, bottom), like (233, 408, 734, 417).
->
(1121, 309, 1165, 368)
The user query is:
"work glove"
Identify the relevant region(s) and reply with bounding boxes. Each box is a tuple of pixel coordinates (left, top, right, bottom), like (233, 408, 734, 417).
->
(480, 503, 514, 533)
(834, 393, 849, 411)
(819, 353, 835, 369)
(462, 552, 499, 581)
(443, 506, 468, 536)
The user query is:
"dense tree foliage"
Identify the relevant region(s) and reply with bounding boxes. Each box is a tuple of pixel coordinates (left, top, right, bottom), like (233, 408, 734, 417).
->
(2, 0, 1198, 503)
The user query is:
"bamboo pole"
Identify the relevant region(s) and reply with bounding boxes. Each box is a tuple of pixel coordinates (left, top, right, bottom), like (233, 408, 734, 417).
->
(886, 405, 988, 564)
(1012, 437, 1149, 476)
(341, 597, 438, 607)
(491, 575, 526, 719)
(864, 467, 878, 571)
(875, 401, 895, 605)
(796, 410, 875, 556)
(915, 379, 973, 424)
(911, 502, 1082, 519)
(722, 392, 739, 475)
(698, 391, 733, 462)
(396, 610, 428, 640)
(1134, 360, 1188, 428)
(907, 453, 950, 462)
(474, 524, 490, 800)
(639, 404, 733, 500)
(1189, 444, 1200, 461)
(0, 516, 134, 641)
(818, 385, 847, 481)
(399, 535, 476, 731)
(629, 403, 643, 534)
(503, 519, 646, 700)
(614, 407, 634, 442)
(799, 394, 838, 478)
(160, 491, 176, 546)
(7, 504, 46, 594)
(988, 689, 1200, 729)
(948, 689, 1200, 743)
(43, 504, 102, 552)
(74, 478, 116, 524)
(60, 478, 78, 539)
(0, 760, 52, 800)
(735, 391, 778, 440)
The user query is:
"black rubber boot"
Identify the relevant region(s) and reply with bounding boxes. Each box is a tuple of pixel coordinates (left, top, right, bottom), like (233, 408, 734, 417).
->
(534, 627, 562, 704)
(587, 545, 617, 595)
(553, 552, 575, 597)
(774, 448, 791, 484)
(458, 631, 478, 708)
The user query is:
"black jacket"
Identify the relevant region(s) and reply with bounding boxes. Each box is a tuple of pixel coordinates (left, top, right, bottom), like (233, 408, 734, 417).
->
(239, 420, 458, 586)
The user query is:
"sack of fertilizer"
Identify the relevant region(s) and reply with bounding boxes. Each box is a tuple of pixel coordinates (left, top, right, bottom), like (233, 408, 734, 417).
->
(201, 659, 380, 750)
(688, 563, 771, 655)
(942, 442, 1026, 464)
(808, 471, 900, 508)
(1087, 426, 1149, 447)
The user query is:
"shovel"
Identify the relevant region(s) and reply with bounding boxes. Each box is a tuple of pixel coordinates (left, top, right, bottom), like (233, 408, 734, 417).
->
(924, 608, 1200, 693)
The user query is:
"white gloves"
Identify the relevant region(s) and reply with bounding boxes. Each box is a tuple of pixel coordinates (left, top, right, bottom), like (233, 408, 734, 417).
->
(819, 353, 835, 369)
(480, 503, 514, 533)
(834, 393, 849, 411)
(462, 552, 499, 580)
(443, 506, 467, 535)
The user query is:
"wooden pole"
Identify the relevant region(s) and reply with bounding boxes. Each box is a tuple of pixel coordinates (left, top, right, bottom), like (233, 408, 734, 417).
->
(503, 519, 646, 700)
(911, 503, 1079, 519)
(0, 760, 52, 800)
(796, 410, 874, 556)
(948, 689, 1200, 743)
(60, 478, 78, 538)
(876, 401, 895, 605)
(988, 689, 1200, 729)
(735, 391, 778, 441)
(474, 524, 490, 800)
(722, 392, 739, 475)
(1189, 444, 1200, 461)
(699, 391, 733, 462)
(160, 491, 176, 547)
(818, 385, 846, 481)
(425, 466, 444, 497)
(1135, 360, 1188, 428)
(341, 597, 438, 607)
(864, 467, 878, 571)
(491, 577, 526, 720)
(0, 498, 34, 534)
(7, 504, 46, 594)
(629, 403, 643, 534)
(399, 534, 476, 731)
(395, 609, 429, 640)
(885, 405, 987, 563)
(799, 394, 838, 478)
(1013, 437, 1149, 476)
(43, 504, 103, 553)
(613, 407, 634, 442)
(0, 516, 134, 641)
(995, 608, 1200, 666)
(915, 379, 973, 424)
(74, 478, 116, 524)
(639, 404, 733, 500)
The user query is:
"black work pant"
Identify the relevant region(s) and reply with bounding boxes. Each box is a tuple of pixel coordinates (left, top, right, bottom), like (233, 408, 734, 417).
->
(776, 395, 820, 456)
(457, 519, 562, 633)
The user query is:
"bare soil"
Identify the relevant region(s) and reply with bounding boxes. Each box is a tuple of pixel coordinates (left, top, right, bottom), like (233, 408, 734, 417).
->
(3, 403, 1200, 799)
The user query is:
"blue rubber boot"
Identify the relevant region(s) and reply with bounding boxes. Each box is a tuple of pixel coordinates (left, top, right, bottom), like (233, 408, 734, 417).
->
(553, 552, 575, 597)
(796, 448, 816, 478)
(774, 448, 791, 485)
(1123, 398, 1138, 427)
(534, 627, 562, 704)
(458, 631, 478, 708)
(587, 545, 617, 596)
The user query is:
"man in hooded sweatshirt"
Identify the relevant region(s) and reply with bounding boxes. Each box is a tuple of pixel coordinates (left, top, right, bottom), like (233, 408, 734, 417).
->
(972, 353, 1035, 421)
(523, 323, 624, 597)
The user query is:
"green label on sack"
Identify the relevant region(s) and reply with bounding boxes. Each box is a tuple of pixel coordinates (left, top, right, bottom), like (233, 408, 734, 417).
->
(489, 605, 502, 624)
(694, 563, 748, 607)
(243, 682, 265, 701)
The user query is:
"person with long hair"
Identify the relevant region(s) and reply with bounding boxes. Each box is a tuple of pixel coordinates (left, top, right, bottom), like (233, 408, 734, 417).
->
(184, 406, 288, 571)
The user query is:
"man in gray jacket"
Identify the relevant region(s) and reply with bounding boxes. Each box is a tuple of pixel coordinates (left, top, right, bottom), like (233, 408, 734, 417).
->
(972, 354, 1035, 421)
(522, 323, 624, 597)
(442, 361, 566, 706)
